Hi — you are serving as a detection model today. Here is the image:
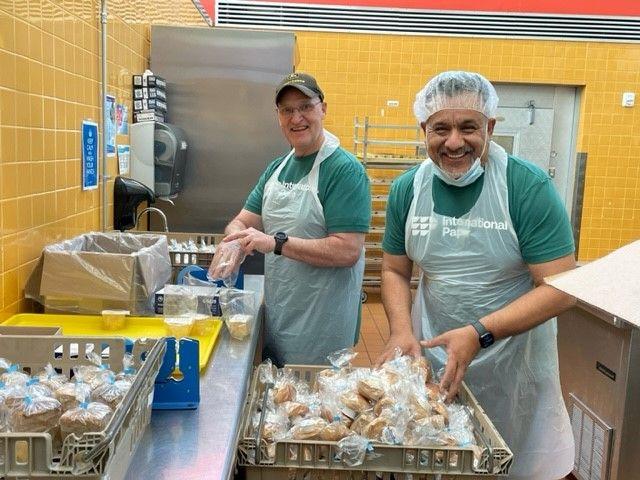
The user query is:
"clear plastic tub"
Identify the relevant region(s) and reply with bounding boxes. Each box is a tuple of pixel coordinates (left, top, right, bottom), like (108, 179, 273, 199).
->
(101, 309, 130, 331)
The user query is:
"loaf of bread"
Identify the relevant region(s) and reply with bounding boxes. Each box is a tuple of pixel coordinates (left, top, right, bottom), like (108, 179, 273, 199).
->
(59, 402, 112, 438)
(272, 383, 296, 404)
(357, 377, 385, 402)
(283, 401, 309, 419)
(290, 417, 328, 440)
(340, 391, 371, 414)
(349, 412, 375, 435)
(362, 416, 390, 441)
(411, 357, 432, 383)
(373, 396, 395, 417)
(10, 396, 62, 433)
(319, 422, 351, 441)
(92, 379, 131, 411)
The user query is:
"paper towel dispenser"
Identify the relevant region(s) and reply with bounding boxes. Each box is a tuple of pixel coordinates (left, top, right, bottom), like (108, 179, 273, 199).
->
(130, 121, 188, 198)
(154, 122, 187, 197)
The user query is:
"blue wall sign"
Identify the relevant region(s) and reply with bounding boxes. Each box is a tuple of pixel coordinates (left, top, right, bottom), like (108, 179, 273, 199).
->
(82, 120, 99, 190)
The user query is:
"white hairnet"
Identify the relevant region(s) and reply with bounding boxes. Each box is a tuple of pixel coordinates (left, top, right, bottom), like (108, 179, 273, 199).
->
(413, 71, 499, 123)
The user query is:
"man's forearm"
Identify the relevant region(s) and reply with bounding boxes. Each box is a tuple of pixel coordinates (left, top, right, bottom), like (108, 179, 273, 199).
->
(482, 284, 576, 340)
(280, 235, 361, 267)
(224, 218, 249, 236)
(381, 268, 414, 335)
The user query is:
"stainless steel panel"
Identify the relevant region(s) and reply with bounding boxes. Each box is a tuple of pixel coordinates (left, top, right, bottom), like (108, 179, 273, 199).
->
(149, 26, 294, 234)
(571, 152, 587, 255)
(558, 306, 640, 480)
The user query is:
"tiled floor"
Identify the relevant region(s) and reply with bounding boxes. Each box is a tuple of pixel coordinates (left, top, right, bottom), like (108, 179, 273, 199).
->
(353, 293, 389, 367)
(356, 294, 575, 480)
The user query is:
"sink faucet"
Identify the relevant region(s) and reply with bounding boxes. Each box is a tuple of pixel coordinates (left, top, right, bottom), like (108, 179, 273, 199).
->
(135, 207, 169, 232)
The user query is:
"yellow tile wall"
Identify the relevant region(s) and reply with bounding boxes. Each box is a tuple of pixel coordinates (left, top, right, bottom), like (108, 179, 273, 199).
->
(0, 0, 206, 318)
(295, 32, 640, 262)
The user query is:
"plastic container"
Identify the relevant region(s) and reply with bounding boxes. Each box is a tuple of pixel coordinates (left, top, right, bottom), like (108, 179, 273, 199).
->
(101, 309, 130, 331)
(0, 335, 165, 480)
(164, 316, 194, 338)
(2, 313, 222, 371)
(238, 365, 513, 479)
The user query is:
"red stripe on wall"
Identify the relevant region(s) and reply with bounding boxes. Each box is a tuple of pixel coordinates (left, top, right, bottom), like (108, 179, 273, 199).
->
(200, 0, 215, 18)
(246, 0, 640, 16)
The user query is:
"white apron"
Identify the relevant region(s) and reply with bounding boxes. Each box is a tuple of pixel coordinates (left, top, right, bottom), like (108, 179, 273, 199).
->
(406, 142, 574, 479)
(261, 130, 365, 366)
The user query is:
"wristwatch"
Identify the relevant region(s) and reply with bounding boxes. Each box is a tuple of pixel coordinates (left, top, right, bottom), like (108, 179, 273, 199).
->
(470, 320, 495, 348)
(273, 232, 289, 255)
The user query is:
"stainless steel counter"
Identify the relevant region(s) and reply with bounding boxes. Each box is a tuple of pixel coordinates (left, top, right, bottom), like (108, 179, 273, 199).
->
(125, 275, 264, 480)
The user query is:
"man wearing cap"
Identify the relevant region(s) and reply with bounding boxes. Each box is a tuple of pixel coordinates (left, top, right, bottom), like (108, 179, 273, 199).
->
(209, 72, 370, 366)
(376, 71, 576, 479)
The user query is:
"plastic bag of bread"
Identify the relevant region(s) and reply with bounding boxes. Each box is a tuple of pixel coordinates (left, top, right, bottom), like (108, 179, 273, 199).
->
(357, 375, 386, 402)
(373, 396, 395, 417)
(75, 352, 114, 390)
(60, 401, 112, 439)
(220, 288, 256, 340)
(349, 412, 375, 435)
(92, 374, 132, 411)
(320, 421, 351, 441)
(35, 364, 68, 392)
(281, 401, 309, 419)
(9, 394, 62, 433)
(0, 359, 29, 387)
(272, 381, 296, 404)
(411, 356, 433, 384)
(339, 390, 371, 414)
(327, 348, 358, 369)
(362, 416, 390, 442)
(254, 409, 289, 443)
(289, 417, 328, 440)
(115, 354, 136, 382)
(336, 434, 371, 467)
(408, 392, 432, 420)
(55, 382, 90, 412)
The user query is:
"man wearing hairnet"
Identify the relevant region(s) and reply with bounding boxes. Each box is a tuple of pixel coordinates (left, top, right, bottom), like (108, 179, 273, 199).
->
(377, 71, 575, 479)
(208, 72, 370, 367)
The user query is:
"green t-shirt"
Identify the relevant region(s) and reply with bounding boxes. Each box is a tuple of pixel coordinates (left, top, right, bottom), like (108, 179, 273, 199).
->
(382, 156, 575, 264)
(245, 147, 371, 234)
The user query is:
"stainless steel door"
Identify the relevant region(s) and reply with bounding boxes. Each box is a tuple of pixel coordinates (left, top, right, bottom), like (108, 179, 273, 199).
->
(493, 84, 580, 215)
(149, 26, 295, 234)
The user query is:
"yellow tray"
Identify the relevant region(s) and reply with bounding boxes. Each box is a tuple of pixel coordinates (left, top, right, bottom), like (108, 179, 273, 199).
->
(1, 313, 223, 372)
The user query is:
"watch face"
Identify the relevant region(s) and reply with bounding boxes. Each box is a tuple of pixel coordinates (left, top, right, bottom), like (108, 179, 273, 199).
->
(479, 332, 494, 348)
(275, 232, 287, 241)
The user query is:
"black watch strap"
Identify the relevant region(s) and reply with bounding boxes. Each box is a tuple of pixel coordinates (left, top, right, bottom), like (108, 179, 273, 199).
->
(470, 320, 495, 348)
(274, 232, 288, 255)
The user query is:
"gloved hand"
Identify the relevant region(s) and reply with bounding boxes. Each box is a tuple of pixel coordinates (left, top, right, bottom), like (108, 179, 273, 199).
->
(207, 240, 246, 287)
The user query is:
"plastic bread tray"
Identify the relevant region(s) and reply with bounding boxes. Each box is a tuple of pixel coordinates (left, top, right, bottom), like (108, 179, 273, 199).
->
(0, 335, 165, 480)
(237, 365, 513, 480)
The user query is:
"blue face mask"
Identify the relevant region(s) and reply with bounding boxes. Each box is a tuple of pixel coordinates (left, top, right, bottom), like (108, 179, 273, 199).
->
(432, 158, 484, 187)
(429, 125, 488, 187)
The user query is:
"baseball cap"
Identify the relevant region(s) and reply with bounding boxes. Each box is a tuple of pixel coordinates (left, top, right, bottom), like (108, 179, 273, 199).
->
(275, 72, 324, 104)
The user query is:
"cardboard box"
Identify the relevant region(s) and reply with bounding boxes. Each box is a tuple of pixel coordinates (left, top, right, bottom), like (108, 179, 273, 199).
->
(0, 326, 62, 336)
(547, 239, 640, 325)
(25, 232, 172, 315)
(155, 285, 222, 316)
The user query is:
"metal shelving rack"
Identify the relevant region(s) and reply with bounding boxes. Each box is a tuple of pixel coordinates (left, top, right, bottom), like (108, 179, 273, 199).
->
(354, 117, 423, 300)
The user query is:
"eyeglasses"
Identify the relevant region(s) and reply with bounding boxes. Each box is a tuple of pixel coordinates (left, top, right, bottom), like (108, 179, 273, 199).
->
(276, 99, 321, 117)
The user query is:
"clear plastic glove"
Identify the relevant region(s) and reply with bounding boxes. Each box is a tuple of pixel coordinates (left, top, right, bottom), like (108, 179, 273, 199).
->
(207, 240, 246, 287)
